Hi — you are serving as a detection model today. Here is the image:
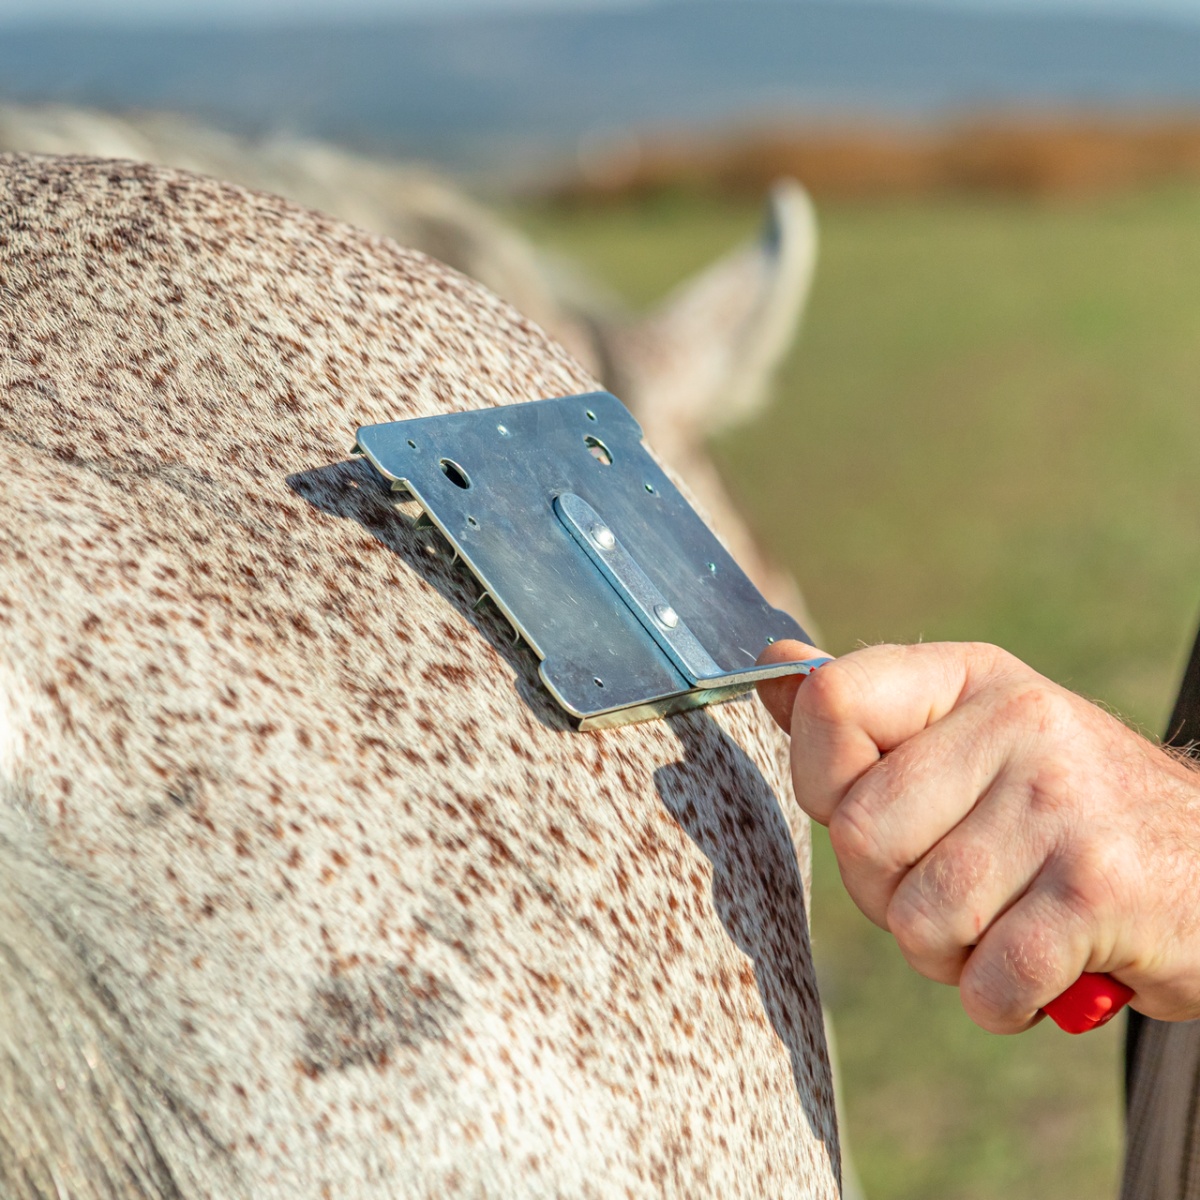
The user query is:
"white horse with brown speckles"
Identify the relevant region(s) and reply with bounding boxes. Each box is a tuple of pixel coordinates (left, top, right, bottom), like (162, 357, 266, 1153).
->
(0, 153, 840, 1198)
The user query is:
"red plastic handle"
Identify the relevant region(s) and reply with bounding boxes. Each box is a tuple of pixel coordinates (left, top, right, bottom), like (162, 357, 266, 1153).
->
(1041, 972, 1134, 1034)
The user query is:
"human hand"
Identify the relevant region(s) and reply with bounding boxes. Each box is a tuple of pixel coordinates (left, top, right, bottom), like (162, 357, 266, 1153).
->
(756, 640, 1200, 1033)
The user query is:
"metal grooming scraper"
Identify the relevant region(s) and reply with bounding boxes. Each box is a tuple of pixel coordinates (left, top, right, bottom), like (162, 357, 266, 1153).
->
(354, 391, 827, 730)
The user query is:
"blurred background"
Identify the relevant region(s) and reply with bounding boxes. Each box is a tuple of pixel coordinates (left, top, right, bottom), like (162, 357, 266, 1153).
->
(6, 0, 1200, 1195)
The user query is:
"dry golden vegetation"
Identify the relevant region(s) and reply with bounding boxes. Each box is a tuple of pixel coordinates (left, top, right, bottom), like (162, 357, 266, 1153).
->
(557, 115, 1200, 202)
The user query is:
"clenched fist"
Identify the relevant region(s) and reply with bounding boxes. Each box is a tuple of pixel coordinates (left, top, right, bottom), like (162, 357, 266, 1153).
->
(757, 640, 1200, 1033)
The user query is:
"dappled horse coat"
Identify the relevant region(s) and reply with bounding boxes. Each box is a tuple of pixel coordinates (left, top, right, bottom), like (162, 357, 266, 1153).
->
(0, 154, 840, 1198)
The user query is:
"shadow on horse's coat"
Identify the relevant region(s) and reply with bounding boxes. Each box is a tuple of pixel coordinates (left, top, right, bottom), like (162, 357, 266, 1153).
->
(656, 713, 834, 1146)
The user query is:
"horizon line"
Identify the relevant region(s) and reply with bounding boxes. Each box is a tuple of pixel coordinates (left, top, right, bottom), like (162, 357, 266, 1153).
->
(4, 0, 1200, 33)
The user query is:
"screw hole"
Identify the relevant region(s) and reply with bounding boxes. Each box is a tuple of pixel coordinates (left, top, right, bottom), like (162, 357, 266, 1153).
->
(586, 410, 597, 421)
(644, 482, 655, 494)
(593, 676, 605, 687)
(585, 435, 613, 466)
(497, 424, 511, 437)
(407, 439, 417, 449)
(706, 562, 716, 573)
(439, 458, 471, 489)
(467, 515, 479, 528)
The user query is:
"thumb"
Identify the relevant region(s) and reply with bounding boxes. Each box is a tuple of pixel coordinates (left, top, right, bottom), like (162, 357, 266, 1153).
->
(755, 639, 831, 734)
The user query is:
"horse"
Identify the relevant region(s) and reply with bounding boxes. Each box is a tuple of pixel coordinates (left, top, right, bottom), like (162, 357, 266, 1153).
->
(0, 153, 840, 1198)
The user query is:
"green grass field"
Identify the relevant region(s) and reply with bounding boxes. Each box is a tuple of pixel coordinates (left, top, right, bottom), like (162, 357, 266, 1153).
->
(516, 186, 1200, 1199)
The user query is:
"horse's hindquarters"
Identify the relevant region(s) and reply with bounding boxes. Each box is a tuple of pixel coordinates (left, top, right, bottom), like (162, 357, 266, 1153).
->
(0, 153, 840, 1198)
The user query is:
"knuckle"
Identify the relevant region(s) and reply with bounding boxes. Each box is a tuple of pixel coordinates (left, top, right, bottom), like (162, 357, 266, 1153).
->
(972, 642, 1021, 675)
(995, 680, 1064, 734)
(960, 942, 1049, 1032)
(1025, 771, 1075, 821)
(1052, 839, 1128, 926)
(888, 845, 990, 959)
(958, 959, 1016, 1030)
(887, 890, 943, 958)
(951, 641, 1021, 691)
(827, 796, 886, 871)
(920, 840, 991, 909)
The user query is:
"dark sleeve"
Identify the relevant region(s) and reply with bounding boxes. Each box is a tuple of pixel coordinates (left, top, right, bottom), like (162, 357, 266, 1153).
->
(1127, 619, 1200, 1104)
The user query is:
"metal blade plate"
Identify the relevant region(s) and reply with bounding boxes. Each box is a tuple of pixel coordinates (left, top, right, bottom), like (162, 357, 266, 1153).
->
(354, 391, 812, 729)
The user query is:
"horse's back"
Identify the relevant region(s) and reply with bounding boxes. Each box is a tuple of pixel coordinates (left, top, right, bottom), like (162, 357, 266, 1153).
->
(0, 154, 839, 1198)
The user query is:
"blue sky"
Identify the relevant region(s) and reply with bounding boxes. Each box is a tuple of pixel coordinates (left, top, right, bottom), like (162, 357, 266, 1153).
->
(4, 0, 1200, 24)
